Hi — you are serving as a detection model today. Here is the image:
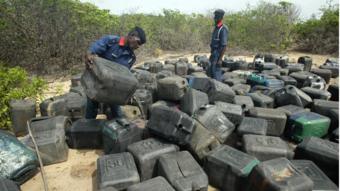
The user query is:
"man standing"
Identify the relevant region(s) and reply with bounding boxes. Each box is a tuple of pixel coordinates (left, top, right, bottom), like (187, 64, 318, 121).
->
(85, 27, 146, 119)
(208, 9, 228, 81)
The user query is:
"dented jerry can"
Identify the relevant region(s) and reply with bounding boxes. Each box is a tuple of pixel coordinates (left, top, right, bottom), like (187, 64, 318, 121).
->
(247, 158, 313, 191)
(158, 151, 209, 191)
(157, 76, 188, 101)
(237, 117, 268, 136)
(127, 176, 175, 191)
(180, 88, 209, 116)
(127, 138, 179, 181)
(9, 99, 36, 136)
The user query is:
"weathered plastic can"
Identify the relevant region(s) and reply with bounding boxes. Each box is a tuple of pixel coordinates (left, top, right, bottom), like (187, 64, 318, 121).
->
(247, 158, 313, 191)
(180, 88, 209, 116)
(233, 95, 254, 112)
(97, 152, 140, 190)
(243, 134, 294, 161)
(248, 107, 287, 136)
(301, 87, 331, 100)
(102, 118, 143, 154)
(127, 138, 179, 181)
(248, 92, 274, 108)
(158, 151, 208, 191)
(237, 117, 267, 136)
(215, 101, 244, 125)
(194, 105, 235, 143)
(27, 116, 70, 165)
(157, 76, 188, 101)
(204, 145, 260, 191)
(147, 105, 196, 145)
(292, 160, 338, 191)
(65, 118, 104, 149)
(127, 176, 175, 191)
(9, 99, 36, 136)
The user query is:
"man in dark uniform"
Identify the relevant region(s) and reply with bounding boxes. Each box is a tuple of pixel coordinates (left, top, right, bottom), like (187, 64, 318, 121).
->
(208, 9, 228, 81)
(84, 27, 146, 119)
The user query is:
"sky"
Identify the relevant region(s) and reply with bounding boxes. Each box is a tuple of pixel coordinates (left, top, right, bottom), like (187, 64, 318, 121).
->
(80, 0, 334, 20)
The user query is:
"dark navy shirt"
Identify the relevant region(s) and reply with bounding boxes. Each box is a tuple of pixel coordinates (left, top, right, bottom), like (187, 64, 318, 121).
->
(89, 35, 136, 69)
(210, 25, 228, 53)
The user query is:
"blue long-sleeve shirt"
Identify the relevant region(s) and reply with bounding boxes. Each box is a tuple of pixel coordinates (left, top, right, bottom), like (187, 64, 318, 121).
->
(89, 35, 136, 69)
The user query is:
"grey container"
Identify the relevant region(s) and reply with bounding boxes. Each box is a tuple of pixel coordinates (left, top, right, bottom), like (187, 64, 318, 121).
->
(328, 109, 339, 133)
(175, 62, 188, 76)
(311, 68, 332, 84)
(233, 95, 254, 112)
(163, 64, 176, 73)
(276, 104, 309, 117)
(188, 120, 220, 161)
(330, 128, 338, 143)
(277, 75, 298, 86)
(274, 85, 312, 107)
(328, 84, 339, 101)
(194, 105, 235, 143)
(102, 118, 143, 154)
(180, 88, 209, 116)
(292, 160, 338, 191)
(248, 92, 274, 108)
(248, 107, 287, 136)
(132, 89, 153, 118)
(301, 87, 331, 100)
(62, 92, 86, 121)
(215, 101, 244, 126)
(237, 117, 268, 136)
(39, 96, 67, 117)
(158, 151, 208, 191)
(81, 57, 138, 105)
(298, 56, 313, 71)
(149, 61, 163, 73)
(304, 75, 327, 90)
(27, 116, 70, 165)
(231, 84, 251, 95)
(132, 69, 157, 92)
(157, 76, 188, 101)
(208, 80, 235, 103)
(0, 178, 20, 191)
(9, 99, 36, 136)
(65, 118, 104, 149)
(290, 71, 313, 88)
(127, 176, 175, 191)
(71, 73, 82, 87)
(320, 64, 339, 78)
(156, 70, 174, 80)
(242, 134, 294, 161)
(204, 145, 260, 191)
(295, 137, 339, 184)
(312, 99, 339, 116)
(97, 152, 140, 190)
(248, 158, 313, 191)
(127, 138, 179, 181)
(147, 105, 196, 145)
(189, 77, 212, 93)
(286, 63, 305, 74)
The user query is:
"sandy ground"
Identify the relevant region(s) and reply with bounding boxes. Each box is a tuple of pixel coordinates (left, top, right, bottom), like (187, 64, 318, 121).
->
(21, 51, 337, 191)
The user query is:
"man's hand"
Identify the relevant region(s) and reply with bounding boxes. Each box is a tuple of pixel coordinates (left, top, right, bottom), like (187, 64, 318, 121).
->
(85, 53, 96, 69)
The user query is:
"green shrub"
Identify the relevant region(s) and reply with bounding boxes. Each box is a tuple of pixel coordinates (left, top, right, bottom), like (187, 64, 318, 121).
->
(0, 64, 46, 130)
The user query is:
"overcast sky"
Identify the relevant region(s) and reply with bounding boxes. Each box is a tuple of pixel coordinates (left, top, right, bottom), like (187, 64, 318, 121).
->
(80, 0, 334, 20)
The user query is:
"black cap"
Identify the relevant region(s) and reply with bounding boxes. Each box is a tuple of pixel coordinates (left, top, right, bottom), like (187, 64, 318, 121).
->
(129, 26, 146, 45)
(214, 9, 225, 20)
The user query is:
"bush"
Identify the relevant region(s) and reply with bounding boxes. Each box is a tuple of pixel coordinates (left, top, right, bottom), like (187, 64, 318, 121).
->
(0, 64, 46, 130)
(293, 3, 339, 54)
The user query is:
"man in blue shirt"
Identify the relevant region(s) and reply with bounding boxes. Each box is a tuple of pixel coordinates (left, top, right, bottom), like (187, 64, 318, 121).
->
(85, 27, 146, 119)
(208, 9, 228, 81)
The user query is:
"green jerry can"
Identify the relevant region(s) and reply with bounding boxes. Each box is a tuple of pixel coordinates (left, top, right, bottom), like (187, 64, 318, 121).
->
(287, 111, 330, 142)
(246, 74, 267, 87)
